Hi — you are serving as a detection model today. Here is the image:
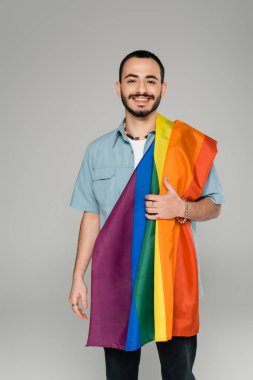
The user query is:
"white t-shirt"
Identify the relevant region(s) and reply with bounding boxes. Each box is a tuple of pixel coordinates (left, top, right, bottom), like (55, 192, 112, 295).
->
(127, 137, 146, 169)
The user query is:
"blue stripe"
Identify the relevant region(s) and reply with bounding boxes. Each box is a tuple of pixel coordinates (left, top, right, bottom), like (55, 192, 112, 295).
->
(125, 141, 154, 351)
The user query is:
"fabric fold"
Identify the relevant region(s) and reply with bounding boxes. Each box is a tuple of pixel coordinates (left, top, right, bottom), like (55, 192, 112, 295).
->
(86, 113, 217, 351)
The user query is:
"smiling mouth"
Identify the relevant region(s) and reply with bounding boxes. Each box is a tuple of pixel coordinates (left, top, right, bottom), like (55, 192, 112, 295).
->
(131, 96, 152, 104)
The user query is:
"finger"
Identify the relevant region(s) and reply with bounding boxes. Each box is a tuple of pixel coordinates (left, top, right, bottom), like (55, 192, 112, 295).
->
(163, 176, 176, 193)
(69, 294, 77, 308)
(145, 194, 159, 202)
(70, 294, 88, 320)
(146, 206, 159, 212)
(145, 213, 159, 220)
(80, 292, 88, 310)
(71, 298, 88, 320)
(146, 200, 158, 208)
(73, 305, 88, 320)
(70, 293, 80, 307)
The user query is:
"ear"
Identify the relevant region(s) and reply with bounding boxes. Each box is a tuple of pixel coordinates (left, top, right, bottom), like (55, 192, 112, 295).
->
(115, 81, 121, 97)
(161, 82, 168, 98)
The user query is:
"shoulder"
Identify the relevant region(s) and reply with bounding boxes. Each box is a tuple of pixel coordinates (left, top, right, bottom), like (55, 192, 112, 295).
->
(174, 119, 203, 135)
(84, 128, 118, 155)
(174, 119, 217, 142)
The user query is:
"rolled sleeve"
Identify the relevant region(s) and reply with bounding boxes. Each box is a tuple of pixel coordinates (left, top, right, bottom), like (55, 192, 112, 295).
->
(69, 144, 99, 214)
(198, 163, 225, 204)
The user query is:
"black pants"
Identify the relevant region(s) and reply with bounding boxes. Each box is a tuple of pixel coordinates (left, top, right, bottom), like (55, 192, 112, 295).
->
(104, 335, 197, 380)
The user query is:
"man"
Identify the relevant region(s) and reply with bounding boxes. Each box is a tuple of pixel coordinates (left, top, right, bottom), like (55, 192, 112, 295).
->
(69, 50, 224, 380)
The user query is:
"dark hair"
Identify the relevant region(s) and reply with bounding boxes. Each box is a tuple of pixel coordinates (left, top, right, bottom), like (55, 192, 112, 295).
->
(119, 50, 165, 84)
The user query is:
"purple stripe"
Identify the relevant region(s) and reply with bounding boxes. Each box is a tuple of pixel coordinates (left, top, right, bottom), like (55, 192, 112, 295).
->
(85, 171, 137, 349)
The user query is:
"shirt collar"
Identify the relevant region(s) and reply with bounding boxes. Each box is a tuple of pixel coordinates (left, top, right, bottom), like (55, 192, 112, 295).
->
(112, 117, 155, 148)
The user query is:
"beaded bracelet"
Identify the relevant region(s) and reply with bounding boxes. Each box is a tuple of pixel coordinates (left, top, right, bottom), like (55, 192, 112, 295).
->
(176, 197, 189, 224)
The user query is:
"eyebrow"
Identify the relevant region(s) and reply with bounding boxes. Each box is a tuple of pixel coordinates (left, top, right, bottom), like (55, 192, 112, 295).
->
(124, 74, 159, 81)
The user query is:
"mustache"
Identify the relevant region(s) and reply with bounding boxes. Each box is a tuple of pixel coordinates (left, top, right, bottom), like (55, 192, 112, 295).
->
(129, 94, 154, 99)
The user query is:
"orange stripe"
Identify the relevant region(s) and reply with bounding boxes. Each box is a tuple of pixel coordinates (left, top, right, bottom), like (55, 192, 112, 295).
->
(184, 135, 218, 200)
(172, 222, 200, 336)
(173, 134, 217, 335)
(158, 121, 217, 338)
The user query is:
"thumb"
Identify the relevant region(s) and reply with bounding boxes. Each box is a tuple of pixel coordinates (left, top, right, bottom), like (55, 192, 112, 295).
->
(163, 176, 176, 193)
(81, 292, 88, 310)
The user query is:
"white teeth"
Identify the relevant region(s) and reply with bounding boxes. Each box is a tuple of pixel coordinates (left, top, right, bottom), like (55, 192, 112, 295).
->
(133, 97, 150, 101)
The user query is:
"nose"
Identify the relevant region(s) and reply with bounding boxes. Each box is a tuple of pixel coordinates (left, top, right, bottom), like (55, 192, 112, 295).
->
(135, 80, 148, 94)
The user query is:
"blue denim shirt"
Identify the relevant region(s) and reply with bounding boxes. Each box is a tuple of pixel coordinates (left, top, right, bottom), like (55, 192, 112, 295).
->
(70, 117, 225, 298)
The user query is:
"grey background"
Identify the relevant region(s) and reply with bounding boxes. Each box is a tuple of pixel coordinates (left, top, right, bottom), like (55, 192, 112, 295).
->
(1, 0, 252, 379)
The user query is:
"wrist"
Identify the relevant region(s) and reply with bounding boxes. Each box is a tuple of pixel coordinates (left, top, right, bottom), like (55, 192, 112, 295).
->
(73, 271, 84, 282)
(176, 197, 190, 224)
(177, 198, 186, 218)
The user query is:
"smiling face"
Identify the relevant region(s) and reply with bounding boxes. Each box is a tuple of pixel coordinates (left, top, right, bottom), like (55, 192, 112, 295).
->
(116, 57, 167, 118)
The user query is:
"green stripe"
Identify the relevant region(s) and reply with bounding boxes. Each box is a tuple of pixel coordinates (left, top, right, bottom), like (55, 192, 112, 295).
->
(134, 160, 160, 345)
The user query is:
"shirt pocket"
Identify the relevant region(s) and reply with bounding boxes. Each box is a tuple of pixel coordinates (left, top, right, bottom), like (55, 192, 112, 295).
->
(115, 167, 134, 198)
(92, 167, 116, 207)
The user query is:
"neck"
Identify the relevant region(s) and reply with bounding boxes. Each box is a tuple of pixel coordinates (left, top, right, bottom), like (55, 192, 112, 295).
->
(124, 110, 157, 137)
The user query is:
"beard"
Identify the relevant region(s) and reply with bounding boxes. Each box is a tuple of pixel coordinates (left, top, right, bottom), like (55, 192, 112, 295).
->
(120, 90, 162, 118)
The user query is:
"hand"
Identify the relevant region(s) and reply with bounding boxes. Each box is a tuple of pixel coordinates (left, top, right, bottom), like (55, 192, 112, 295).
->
(69, 277, 88, 320)
(145, 176, 185, 220)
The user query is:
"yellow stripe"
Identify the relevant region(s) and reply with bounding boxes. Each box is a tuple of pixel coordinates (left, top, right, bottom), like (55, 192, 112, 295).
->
(154, 113, 174, 339)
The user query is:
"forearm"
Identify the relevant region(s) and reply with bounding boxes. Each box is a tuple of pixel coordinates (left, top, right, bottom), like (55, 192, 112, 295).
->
(72, 212, 100, 280)
(178, 197, 221, 222)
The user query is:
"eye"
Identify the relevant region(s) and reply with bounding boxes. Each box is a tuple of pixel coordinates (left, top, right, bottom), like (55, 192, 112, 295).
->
(147, 80, 156, 84)
(127, 79, 136, 83)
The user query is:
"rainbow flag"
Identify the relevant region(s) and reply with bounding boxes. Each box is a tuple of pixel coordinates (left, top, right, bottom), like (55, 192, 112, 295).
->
(86, 113, 217, 351)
